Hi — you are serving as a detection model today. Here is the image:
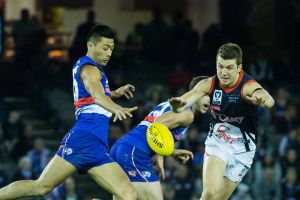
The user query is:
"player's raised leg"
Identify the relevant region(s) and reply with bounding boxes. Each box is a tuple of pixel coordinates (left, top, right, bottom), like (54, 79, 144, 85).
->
(88, 162, 137, 200)
(200, 155, 238, 200)
(0, 155, 76, 199)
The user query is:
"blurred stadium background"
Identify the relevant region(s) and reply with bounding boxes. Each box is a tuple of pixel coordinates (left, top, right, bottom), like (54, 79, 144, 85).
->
(0, 0, 299, 199)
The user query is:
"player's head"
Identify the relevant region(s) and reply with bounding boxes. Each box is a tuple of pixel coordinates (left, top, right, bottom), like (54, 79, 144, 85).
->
(189, 76, 210, 114)
(86, 25, 115, 66)
(87, 10, 95, 22)
(216, 43, 243, 87)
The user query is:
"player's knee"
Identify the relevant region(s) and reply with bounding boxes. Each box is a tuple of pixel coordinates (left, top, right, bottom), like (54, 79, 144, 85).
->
(34, 181, 54, 196)
(201, 189, 218, 200)
(115, 183, 137, 200)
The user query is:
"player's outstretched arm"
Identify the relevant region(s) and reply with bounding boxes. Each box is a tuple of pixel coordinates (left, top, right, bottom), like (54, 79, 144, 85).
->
(169, 77, 212, 113)
(110, 84, 135, 99)
(155, 109, 194, 129)
(243, 82, 275, 109)
(81, 65, 137, 121)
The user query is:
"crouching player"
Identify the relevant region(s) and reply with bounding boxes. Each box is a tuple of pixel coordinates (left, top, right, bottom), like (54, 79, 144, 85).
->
(110, 76, 210, 200)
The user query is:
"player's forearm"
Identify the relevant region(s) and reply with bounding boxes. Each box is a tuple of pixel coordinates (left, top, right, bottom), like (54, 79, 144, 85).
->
(156, 154, 164, 161)
(171, 91, 200, 113)
(110, 91, 119, 99)
(156, 115, 181, 129)
(155, 111, 193, 129)
(170, 104, 186, 113)
(92, 93, 122, 113)
(180, 93, 201, 110)
(253, 89, 275, 109)
(84, 81, 123, 113)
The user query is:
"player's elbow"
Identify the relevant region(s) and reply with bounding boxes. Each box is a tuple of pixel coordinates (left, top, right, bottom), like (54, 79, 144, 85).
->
(266, 98, 275, 109)
(173, 111, 194, 127)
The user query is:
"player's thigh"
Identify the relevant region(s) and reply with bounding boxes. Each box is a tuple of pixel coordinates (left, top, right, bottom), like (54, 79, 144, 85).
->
(36, 155, 76, 188)
(202, 155, 238, 200)
(202, 155, 227, 192)
(132, 181, 163, 200)
(87, 162, 134, 195)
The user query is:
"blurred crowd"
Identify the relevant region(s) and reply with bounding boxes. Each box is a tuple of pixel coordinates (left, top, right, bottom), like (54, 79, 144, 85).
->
(1, 1, 300, 199)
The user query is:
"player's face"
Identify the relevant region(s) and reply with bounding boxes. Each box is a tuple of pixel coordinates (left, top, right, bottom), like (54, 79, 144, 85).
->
(194, 95, 210, 114)
(216, 56, 242, 87)
(89, 37, 114, 66)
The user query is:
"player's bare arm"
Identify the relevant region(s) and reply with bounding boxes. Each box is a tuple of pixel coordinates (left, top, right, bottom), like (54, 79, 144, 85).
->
(110, 84, 135, 99)
(153, 155, 165, 180)
(243, 81, 275, 109)
(154, 111, 194, 168)
(80, 65, 137, 121)
(153, 148, 194, 180)
(169, 77, 212, 112)
(155, 109, 194, 129)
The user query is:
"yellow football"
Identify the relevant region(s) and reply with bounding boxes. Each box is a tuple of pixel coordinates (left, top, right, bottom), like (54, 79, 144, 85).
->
(146, 122, 174, 156)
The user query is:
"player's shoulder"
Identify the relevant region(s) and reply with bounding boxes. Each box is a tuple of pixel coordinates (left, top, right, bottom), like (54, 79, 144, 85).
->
(241, 75, 263, 96)
(242, 72, 261, 88)
(81, 64, 100, 73)
(80, 64, 102, 80)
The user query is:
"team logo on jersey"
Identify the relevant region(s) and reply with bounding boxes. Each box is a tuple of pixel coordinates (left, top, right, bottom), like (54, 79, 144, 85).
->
(213, 90, 223, 105)
(211, 110, 244, 124)
(63, 147, 73, 155)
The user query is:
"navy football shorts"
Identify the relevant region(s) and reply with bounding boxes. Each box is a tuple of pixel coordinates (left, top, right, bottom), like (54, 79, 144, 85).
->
(57, 129, 114, 173)
(110, 141, 158, 182)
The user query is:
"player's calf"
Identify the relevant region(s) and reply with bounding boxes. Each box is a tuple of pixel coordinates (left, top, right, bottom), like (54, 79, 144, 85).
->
(33, 180, 56, 196)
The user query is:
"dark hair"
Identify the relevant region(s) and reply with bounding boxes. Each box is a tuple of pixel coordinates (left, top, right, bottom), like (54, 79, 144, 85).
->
(21, 9, 29, 20)
(87, 25, 115, 44)
(217, 43, 243, 65)
(189, 76, 209, 90)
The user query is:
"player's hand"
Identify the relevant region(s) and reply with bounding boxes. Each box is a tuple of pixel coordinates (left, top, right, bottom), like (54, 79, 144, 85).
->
(169, 97, 187, 112)
(153, 155, 165, 180)
(172, 149, 194, 164)
(113, 106, 138, 122)
(113, 84, 135, 99)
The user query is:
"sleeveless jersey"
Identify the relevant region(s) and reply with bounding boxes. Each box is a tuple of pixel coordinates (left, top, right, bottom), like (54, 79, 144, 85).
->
(71, 56, 112, 145)
(119, 101, 188, 155)
(208, 70, 258, 153)
(72, 56, 112, 117)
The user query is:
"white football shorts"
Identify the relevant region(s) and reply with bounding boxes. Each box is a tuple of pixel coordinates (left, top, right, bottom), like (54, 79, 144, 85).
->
(205, 134, 256, 183)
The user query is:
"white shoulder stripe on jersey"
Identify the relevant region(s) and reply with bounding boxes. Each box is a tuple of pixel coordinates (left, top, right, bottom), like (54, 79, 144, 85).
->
(75, 104, 112, 118)
(139, 121, 151, 127)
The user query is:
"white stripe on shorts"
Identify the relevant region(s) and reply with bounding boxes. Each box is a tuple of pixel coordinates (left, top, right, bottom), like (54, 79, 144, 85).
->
(131, 147, 149, 182)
